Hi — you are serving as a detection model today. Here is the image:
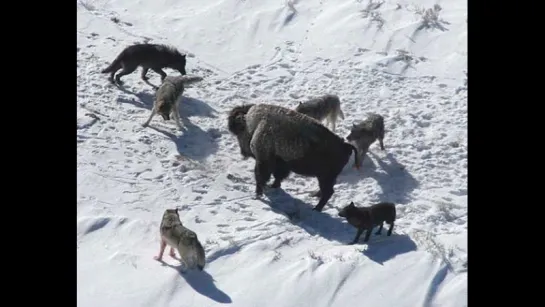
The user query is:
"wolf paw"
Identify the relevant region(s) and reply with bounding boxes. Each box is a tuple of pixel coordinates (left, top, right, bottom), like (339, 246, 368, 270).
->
(310, 190, 321, 198)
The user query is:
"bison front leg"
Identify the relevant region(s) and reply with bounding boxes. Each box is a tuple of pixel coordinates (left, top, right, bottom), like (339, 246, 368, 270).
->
(254, 160, 272, 198)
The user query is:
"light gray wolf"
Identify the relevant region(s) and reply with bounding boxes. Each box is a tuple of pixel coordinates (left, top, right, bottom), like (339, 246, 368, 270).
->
(227, 103, 360, 212)
(345, 113, 385, 168)
(101, 43, 187, 86)
(142, 75, 203, 130)
(294, 94, 344, 132)
(154, 208, 206, 271)
(338, 201, 396, 244)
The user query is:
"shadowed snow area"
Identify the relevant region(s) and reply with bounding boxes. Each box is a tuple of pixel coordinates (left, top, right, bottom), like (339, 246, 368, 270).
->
(77, 0, 467, 306)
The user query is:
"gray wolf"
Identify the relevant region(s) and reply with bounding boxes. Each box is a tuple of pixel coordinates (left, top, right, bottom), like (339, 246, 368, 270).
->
(142, 75, 203, 130)
(338, 201, 396, 244)
(345, 113, 385, 168)
(294, 94, 345, 132)
(227, 103, 360, 212)
(154, 208, 206, 271)
(101, 43, 187, 86)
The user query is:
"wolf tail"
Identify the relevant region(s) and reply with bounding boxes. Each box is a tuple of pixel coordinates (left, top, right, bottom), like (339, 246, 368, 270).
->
(101, 52, 124, 73)
(182, 75, 204, 84)
(336, 97, 345, 120)
(196, 242, 206, 271)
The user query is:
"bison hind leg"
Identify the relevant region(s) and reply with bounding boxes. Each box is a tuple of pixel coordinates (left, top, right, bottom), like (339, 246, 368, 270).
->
(270, 158, 290, 189)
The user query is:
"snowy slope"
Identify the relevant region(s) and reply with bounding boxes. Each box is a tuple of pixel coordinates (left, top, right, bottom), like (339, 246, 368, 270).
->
(77, 0, 467, 306)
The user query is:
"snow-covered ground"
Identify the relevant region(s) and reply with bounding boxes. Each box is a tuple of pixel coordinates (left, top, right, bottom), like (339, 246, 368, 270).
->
(77, 0, 467, 306)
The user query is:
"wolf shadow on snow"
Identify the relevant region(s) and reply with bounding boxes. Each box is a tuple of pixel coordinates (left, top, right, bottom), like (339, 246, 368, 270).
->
(116, 89, 220, 161)
(361, 233, 417, 265)
(114, 84, 218, 119)
(159, 260, 232, 304)
(115, 86, 155, 110)
(260, 188, 417, 264)
(147, 116, 220, 162)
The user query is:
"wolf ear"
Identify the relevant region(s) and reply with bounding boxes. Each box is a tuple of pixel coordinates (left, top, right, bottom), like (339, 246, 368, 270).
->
(349, 201, 355, 207)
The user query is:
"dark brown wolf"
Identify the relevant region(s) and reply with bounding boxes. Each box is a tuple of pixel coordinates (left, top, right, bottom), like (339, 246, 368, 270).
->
(338, 201, 396, 244)
(101, 43, 187, 85)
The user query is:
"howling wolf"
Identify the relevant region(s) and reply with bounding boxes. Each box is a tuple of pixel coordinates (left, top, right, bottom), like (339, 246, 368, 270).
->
(101, 43, 187, 86)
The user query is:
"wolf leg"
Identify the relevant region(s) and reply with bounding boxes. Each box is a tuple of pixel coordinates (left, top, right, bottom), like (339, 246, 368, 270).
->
(114, 65, 138, 84)
(172, 101, 183, 130)
(108, 71, 117, 84)
(152, 68, 167, 82)
(169, 247, 176, 258)
(350, 228, 364, 245)
(154, 238, 167, 261)
(379, 137, 385, 150)
(141, 67, 150, 81)
(142, 106, 157, 127)
(354, 149, 365, 169)
(331, 116, 337, 132)
(363, 227, 372, 242)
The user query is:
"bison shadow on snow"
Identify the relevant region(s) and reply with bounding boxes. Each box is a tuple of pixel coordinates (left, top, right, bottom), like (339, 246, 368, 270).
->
(338, 151, 418, 205)
(360, 233, 417, 265)
(159, 260, 232, 304)
(259, 188, 368, 244)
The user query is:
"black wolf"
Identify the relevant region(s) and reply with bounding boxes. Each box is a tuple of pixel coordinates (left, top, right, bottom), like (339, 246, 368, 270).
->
(338, 201, 396, 244)
(101, 43, 187, 85)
